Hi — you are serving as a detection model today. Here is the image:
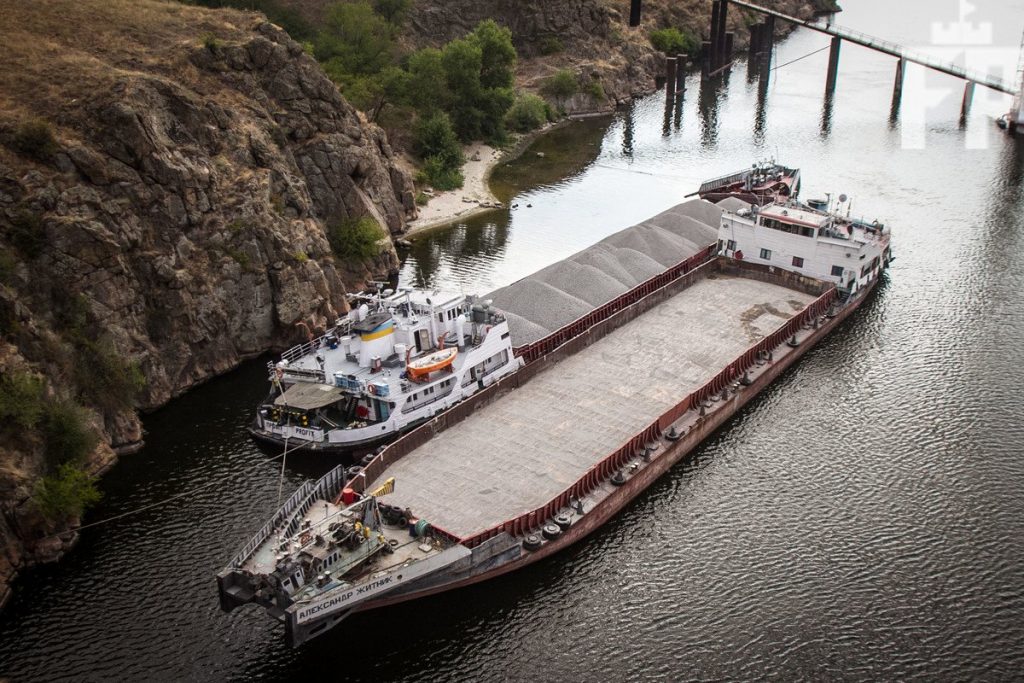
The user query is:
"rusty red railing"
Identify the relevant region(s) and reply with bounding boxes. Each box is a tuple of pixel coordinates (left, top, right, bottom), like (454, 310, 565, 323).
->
(352, 250, 837, 550)
(458, 282, 837, 548)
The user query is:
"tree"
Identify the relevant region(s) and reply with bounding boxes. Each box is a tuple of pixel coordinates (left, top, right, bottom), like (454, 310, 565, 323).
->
(406, 48, 451, 113)
(315, 1, 395, 76)
(442, 37, 485, 141)
(374, 0, 410, 25)
(473, 20, 516, 90)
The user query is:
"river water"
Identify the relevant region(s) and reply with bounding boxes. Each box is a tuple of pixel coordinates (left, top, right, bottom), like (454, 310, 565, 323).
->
(3, 1, 1024, 679)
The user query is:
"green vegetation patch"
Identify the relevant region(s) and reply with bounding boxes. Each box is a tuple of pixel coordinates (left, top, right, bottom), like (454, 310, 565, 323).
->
(505, 93, 551, 133)
(10, 119, 58, 161)
(327, 216, 386, 260)
(649, 27, 700, 56)
(33, 461, 102, 522)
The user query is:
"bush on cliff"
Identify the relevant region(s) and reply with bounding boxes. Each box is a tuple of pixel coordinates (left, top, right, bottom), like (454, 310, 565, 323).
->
(73, 337, 146, 413)
(649, 27, 700, 56)
(0, 372, 45, 431)
(505, 94, 551, 133)
(10, 119, 58, 161)
(327, 216, 386, 260)
(412, 112, 465, 190)
(33, 461, 102, 522)
(41, 400, 98, 471)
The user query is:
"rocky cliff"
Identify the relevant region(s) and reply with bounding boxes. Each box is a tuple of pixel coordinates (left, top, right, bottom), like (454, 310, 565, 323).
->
(0, 0, 415, 607)
(404, 0, 819, 113)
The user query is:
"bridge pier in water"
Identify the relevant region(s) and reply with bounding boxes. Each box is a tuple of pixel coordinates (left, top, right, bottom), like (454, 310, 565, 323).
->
(890, 58, 906, 118)
(824, 36, 841, 96)
(960, 81, 975, 123)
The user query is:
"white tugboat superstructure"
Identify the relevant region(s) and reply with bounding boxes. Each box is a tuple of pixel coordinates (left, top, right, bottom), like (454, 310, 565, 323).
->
(250, 284, 523, 452)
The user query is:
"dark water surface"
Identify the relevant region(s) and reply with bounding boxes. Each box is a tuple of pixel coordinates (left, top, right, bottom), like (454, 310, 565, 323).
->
(4, 1, 1024, 679)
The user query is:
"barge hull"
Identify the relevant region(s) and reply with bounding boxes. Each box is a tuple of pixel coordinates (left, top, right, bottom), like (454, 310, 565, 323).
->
(353, 276, 872, 610)
(282, 264, 875, 646)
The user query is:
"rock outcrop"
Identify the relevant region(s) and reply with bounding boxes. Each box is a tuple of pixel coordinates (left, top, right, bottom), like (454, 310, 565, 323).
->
(405, 0, 818, 114)
(0, 0, 415, 606)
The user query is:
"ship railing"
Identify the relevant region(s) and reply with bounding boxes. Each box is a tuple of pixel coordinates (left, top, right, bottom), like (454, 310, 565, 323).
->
(227, 479, 318, 569)
(512, 245, 717, 365)
(275, 319, 353, 368)
(697, 170, 750, 194)
(458, 276, 837, 548)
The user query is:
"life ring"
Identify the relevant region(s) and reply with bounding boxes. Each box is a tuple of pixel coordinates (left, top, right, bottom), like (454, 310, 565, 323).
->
(734, 249, 744, 260)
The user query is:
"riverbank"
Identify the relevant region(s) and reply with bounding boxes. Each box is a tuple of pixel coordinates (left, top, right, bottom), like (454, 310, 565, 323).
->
(403, 117, 595, 238)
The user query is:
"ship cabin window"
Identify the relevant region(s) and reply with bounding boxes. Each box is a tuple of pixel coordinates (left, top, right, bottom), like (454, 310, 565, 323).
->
(861, 264, 869, 277)
(760, 248, 772, 260)
(283, 578, 292, 588)
(762, 217, 815, 238)
(792, 256, 804, 268)
(831, 265, 844, 277)
(437, 312, 444, 323)
(726, 239, 737, 251)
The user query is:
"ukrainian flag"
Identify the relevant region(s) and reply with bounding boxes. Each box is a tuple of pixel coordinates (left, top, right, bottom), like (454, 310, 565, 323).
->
(360, 319, 394, 342)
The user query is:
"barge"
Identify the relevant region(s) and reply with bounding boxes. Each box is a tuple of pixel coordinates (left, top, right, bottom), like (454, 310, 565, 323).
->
(690, 160, 800, 206)
(218, 192, 892, 647)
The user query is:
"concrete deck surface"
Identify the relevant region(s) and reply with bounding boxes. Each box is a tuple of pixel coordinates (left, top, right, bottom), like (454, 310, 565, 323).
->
(373, 275, 814, 537)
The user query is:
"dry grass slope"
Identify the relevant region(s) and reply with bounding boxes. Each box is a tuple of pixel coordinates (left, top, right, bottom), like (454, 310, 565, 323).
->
(0, 0, 259, 128)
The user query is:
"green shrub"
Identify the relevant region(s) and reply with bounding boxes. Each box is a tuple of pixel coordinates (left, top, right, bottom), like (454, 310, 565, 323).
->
(415, 192, 429, 206)
(413, 112, 464, 167)
(73, 337, 146, 412)
(293, 250, 309, 263)
(505, 94, 550, 133)
(539, 36, 564, 55)
(419, 156, 464, 191)
(0, 372, 45, 431)
(373, 0, 410, 25)
(541, 69, 579, 99)
(33, 461, 102, 521)
(40, 400, 98, 470)
(7, 209, 46, 258)
(0, 248, 17, 283)
(327, 216, 386, 260)
(315, 1, 396, 76)
(201, 33, 221, 52)
(11, 119, 57, 161)
(649, 27, 700, 56)
(586, 78, 605, 101)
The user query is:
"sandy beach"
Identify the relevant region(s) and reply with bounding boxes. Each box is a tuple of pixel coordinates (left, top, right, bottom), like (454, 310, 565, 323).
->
(404, 141, 505, 236)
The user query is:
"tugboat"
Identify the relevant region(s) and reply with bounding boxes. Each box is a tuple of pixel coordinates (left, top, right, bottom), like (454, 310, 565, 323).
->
(250, 283, 523, 453)
(690, 160, 800, 206)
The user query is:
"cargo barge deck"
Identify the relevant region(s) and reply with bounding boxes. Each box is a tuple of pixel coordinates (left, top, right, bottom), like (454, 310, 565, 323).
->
(218, 193, 891, 646)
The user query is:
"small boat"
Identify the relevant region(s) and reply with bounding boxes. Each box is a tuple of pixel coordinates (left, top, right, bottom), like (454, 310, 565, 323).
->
(690, 160, 800, 206)
(406, 347, 457, 380)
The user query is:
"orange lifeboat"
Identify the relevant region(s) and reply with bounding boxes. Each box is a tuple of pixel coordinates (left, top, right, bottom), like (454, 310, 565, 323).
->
(406, 347, 458, 380)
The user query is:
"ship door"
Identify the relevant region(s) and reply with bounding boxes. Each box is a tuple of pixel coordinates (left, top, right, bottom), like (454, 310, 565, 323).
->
(415, 329, 431, 352)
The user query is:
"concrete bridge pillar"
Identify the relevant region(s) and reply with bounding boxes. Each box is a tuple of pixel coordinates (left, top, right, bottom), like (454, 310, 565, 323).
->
(825, 36, 842, 96)
(675, 54, 687, 93)
(891, 58, 906, 111)
(960, 81, 975, 122)
(665, 57, 678, 102)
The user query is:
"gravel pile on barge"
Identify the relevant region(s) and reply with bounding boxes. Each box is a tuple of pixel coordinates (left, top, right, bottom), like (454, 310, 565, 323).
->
(490, 200, 721, 345)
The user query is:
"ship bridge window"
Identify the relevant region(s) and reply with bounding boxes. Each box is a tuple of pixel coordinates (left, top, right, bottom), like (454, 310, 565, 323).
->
(760, 248, 772, 260)
(726, 239, 737, 251)
(792, 256, 804, 268)
(831, 265, 844, 277)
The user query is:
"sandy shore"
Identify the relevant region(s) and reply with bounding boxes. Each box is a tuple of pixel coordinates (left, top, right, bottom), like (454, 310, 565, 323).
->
(404, 142, 505, 236)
